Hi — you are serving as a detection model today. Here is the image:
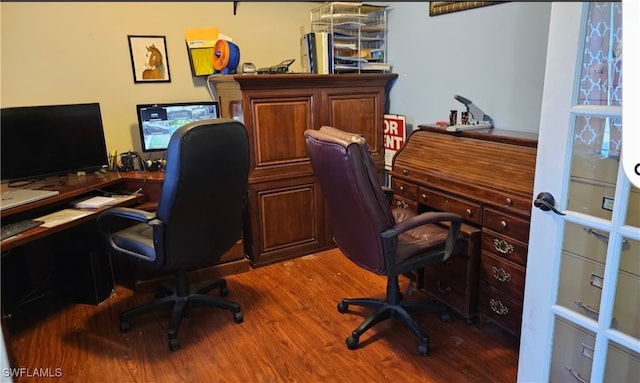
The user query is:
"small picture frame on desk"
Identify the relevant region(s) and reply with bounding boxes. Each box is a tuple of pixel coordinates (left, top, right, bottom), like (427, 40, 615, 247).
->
(127, 35, 171, 83)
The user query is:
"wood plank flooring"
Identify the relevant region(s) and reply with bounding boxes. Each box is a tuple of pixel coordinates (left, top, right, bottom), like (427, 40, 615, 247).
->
(4, 249, 519, 383)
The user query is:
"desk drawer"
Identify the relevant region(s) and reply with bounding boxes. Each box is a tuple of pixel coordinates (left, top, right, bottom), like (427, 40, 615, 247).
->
(480, 251, 525, 300)
(419, 187, 481, 226)
(391, 178, 418, 202)
(482, 228, 528, 266)
(482, 207, 530, 243)
(478, 284, 522, 336)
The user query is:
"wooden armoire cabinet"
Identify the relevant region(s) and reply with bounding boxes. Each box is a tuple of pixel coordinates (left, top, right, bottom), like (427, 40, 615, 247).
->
(208, 74, 397, 267)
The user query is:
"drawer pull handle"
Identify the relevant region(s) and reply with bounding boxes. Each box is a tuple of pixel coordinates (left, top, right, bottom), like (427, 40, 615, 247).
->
(500, 220, 507, 229)
(403, 169, 408, 175)
(493, 239, 514, 255)
(466, 208, 472, 217)
(399, 186, 405, 193)
(492, 266, 511, 282)
(565, 367, 588, 383)
(396, 200, 408, 209)
(489, 298, 508, 315)
(437, 280, 451, 294)
(421, 193, 427, 201)
(574, 300, 599, 318)
(583, 227, 630, 250)
(505, 198, 513, 206)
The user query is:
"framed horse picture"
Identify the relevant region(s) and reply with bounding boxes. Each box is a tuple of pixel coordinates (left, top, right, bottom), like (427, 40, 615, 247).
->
(128, 35, 171, 83)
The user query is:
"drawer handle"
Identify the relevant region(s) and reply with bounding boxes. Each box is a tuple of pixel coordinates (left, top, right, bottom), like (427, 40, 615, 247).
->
(396, 200, 408, 209)
(403, 169, 408, 175)
(466, 208, 472, 217)
(489, 298, 509, 315)
(399, 186, 405, 193)
(505, 198, 513, 206)
(437, 280, 451, 294)
(565, 367, 588, 383)
(421, 193, 427, 201)
(583, 227, 630, 250)
(574, 300, 599, 318)
(493, 239, 514, 255)
(492, 266, 512, 282)
(500, 220, 508, 229)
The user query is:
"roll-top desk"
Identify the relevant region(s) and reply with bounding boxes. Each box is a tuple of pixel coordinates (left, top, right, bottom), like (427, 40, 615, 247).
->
(390, 125, 538, 336)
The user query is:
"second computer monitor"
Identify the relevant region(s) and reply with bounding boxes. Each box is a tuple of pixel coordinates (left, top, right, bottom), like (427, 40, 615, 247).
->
(136, 101, 220, 152)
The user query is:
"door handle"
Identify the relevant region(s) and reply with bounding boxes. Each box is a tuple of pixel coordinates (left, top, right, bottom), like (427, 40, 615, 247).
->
(533, 192, 565, 215)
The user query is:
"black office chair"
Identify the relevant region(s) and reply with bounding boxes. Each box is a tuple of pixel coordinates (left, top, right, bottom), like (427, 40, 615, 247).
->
(304, 126, 462, 355)
(97, 119, 250, 351)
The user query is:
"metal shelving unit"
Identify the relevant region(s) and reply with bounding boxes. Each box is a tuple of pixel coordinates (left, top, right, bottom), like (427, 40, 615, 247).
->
(310, 2, 390, 73)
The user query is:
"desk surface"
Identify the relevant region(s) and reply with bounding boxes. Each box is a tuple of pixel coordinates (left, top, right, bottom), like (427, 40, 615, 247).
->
(1, 172, 147, 251)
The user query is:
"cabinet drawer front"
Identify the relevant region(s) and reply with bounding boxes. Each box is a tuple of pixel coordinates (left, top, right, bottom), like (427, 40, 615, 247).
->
(425, 251, 471, 285)
(480, 251, 525, 299)
(422, 272, 470, 316)
(482, 207, 530, 242)
(478, 285, 522, 335)
(391, 178, 418, 201)
(419, 187, 482, 225)
(481, 229, 528, 266)
(550, 317, 595, 383)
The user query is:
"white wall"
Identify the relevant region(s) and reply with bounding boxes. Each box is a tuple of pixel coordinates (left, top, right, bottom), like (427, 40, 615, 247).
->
(1, 2, 551, 158)
(0, 2, 317, 154)
(385, 2, 551, 133)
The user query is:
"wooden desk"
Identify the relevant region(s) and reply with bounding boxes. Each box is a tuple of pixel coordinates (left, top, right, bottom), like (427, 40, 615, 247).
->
(390, 125, 538, 336)
(1, 171, 249, 316)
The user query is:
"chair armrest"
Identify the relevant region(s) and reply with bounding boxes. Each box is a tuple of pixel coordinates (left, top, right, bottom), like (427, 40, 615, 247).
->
(97, 207, 157, 222)
(392, 211, 462, 234)
(96, 207, 160, 237)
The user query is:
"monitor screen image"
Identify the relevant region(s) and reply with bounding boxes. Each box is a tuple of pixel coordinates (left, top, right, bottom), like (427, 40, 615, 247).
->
(1, 103, 109, 183)
(136, 101, 220, 152)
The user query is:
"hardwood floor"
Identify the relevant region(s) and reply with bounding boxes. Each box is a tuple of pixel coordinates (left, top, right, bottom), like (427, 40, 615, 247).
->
(4, 249, 519, 383)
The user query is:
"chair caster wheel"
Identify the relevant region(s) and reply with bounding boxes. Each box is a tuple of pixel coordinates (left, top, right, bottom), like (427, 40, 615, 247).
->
(418, 342, 429, 356)
(233, 312, 244, 323)
(346, 335, 359, 350)
(220, 286, 229, 297)
(169, 338, 180, 351)
(440, 310, 451, 323)
(337, 302, 348, 313)
(120, 321, 131, 333)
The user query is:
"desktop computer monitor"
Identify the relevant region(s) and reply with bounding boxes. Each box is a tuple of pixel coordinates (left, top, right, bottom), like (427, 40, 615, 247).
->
(1, 103, 109, 184)
(136, 101, 220, 152)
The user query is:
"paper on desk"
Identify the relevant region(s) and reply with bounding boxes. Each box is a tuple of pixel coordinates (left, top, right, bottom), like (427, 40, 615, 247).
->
(36, 209, 93, 228)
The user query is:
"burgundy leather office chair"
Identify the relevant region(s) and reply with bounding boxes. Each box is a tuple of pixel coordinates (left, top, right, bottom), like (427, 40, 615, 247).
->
(304, 126, 462, 355)
(97, 119, 249, 351)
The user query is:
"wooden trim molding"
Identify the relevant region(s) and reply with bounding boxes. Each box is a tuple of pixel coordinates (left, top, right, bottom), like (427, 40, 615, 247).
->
(429, 2, 505, 16)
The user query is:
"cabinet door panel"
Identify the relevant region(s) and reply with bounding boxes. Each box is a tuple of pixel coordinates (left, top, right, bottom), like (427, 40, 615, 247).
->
(243, 90, 317, 182)
(322, 87, 385, 163)
(248, 176, 329, 266)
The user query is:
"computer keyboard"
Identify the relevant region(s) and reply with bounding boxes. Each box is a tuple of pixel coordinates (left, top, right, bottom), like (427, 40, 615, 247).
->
(1, 219, 45, 241)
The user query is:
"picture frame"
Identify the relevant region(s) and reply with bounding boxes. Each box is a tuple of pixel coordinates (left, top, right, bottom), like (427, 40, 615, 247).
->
(429, 2, 503, 17)
(127, 35, 171, 83)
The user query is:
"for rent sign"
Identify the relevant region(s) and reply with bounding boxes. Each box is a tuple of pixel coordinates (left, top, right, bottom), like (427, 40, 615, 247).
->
(383, 114, 407, 170)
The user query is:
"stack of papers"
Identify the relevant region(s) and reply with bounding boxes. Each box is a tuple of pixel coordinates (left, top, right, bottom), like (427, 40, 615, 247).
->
(74, 196, 117, 209)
